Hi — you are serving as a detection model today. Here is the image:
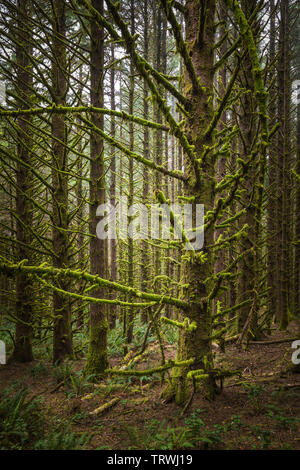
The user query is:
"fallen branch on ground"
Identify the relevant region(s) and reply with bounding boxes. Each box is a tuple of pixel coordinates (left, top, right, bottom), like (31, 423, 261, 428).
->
(89, 397, 120, 415)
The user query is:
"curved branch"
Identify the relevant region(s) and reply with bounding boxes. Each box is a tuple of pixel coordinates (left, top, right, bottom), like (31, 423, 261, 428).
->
(0, 260, 189, 309)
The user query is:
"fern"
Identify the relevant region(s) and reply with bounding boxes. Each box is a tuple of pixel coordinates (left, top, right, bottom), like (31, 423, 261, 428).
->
(34, 425, 92, 450)
(0, 386, 44, 450)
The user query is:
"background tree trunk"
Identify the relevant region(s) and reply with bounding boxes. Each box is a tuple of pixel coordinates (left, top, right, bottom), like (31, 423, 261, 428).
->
(85, 0, 108, 376)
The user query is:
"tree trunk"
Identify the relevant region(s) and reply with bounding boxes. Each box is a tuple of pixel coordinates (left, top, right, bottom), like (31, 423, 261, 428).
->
(141, 0, 151, 325)
(12, 0, 34, 362)
(236, 0, 259, 335)
(126, 0, 136, 347)
(51, 0, 72, 363)
(276, 0, 291, 329)
(169, 0, 217, 403)
(109, 42, 117, 329)
(85, 0, 108, 376)
(266, 0, 277, 333)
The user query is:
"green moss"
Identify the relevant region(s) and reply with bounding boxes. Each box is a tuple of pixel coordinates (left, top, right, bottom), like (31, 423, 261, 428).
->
(85, 321, 109, 379)
(160, 316, 197, 332)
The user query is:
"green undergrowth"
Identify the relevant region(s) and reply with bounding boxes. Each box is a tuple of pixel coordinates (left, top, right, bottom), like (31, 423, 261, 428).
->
(107, 319, 178, 358)
(1, 315, 179, 367)
(0, 384, 92, 450)
(121, 399, 300, 450)
(121, 409, 246, 450)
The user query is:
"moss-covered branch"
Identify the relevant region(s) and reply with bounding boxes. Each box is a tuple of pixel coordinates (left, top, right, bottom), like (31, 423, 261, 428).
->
(160, 316, 197, 332)
(0, 105, 170, 132)
(106, 358, 195, 377)
(79, 115, 186, 181)
(0, 260, 189, 309)
(36, 276, 157, 308)
(160, 0, 203, 94)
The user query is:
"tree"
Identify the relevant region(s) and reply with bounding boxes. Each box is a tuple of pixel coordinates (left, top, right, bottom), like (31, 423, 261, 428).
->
(12, 0, 34, 362)
(85, 0, 109, 376)
(51, 0, 73, 363)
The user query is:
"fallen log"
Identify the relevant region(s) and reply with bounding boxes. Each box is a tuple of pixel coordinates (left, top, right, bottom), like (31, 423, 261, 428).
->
(89, 397, 120, 416)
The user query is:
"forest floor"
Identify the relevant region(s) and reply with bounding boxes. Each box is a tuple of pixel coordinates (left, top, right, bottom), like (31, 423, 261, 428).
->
(1, 321, 300, 450)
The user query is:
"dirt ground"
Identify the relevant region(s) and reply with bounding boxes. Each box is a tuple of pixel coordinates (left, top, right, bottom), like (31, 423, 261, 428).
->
(1, 322, 299, 450)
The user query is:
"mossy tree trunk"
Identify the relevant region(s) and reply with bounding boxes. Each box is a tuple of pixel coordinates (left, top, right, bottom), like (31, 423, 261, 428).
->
(169, 0, 217, 403)
(214, 0, 228, 349)
(266, 0, 277, 333)
(141, 0, 151, 325)
(12, 0, 34, 363)
(276, 0, 291, 329)
(109, 42, 117, 329)
(153, 7, 163, 284)
(85, 0, 108, 377)
(292, 1, 300, 365)
(236, 0, 259, 335)
(126, 0, 136, 347)
(295, 17, 300, 336)
(76, 65, 86, 330)
(294, 46, 300, 372)
(51, 0, 73, 363)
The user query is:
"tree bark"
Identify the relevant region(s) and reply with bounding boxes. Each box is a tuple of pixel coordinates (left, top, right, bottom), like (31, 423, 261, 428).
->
(85, 0, 108, 376)
(169, 0, 217, 403)
(12, 0, 34, 362)
(236, 0, 259, 335)
(276, 0, 291, 329)
(51, 0, 73, 363)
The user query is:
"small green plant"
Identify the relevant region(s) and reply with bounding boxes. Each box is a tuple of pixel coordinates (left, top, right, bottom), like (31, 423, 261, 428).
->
(67, 371, 96, 398)
(31, 361, 48, 378)
(271, 386, 286, 403)
(184, 409, 226, 449)
(0, 380, 92, 450)
(199, 424, 225, 449)
(250, 425, 274, 449)
(163, 426, 194, 450)
(280, 443, 294, 450)
(91, 418, 104, 431)
(53, 362, 95, 397)
(121, 419, 193, 450)
(53, 360, 75, 384)
(266, 404, 300, 430)
(122, 419, 167, 450)
(226, 414, 245, 431)
(185, 408, 205, 433)
(71, 411, 89, 423)
(242, 383, 265, 413)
